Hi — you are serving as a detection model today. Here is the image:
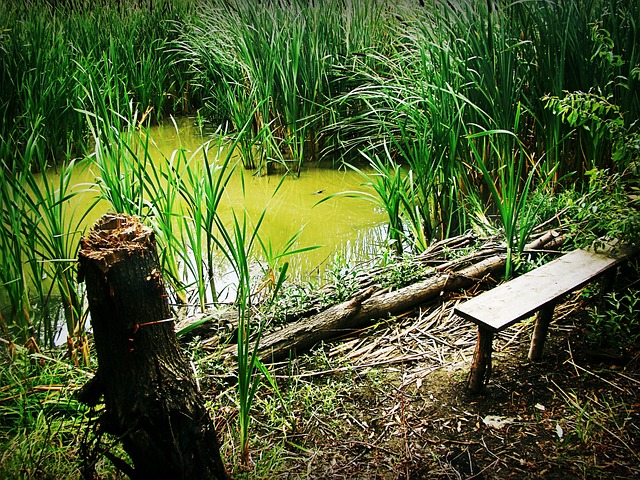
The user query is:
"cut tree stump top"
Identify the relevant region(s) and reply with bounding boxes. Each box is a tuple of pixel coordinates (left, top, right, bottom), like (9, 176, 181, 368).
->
(454, 246, 632, 333)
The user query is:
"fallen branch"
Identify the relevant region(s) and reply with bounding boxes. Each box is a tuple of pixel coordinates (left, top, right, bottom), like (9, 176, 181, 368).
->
(255, 232, 567, 362)
(190, 230, 567, 363)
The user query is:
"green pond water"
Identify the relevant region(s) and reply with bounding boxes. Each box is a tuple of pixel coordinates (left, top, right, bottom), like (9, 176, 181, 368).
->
(52, 119, 386, 300)
(2, 119, 387, 344)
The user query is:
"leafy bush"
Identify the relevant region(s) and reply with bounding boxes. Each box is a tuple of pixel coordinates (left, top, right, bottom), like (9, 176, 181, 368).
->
(588, 286, 640, 353)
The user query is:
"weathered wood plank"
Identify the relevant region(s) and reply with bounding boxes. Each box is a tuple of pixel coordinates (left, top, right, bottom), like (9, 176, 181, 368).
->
(454, 248, 628, 332)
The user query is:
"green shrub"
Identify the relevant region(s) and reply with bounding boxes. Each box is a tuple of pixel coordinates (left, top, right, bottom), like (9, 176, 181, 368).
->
(588, 287, 640, 353)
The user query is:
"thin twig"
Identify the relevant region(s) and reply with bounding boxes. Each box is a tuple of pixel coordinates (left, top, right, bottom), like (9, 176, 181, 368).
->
(565, 359, 627, 392)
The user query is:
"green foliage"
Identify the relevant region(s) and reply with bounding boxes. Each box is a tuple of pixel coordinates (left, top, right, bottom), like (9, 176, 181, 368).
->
(0, 349, 122, 479)
(352, 152, 409, 256)
(374, 257, 432, 291)
(207, 171, 307, 465)
(215, 207, 269, 466)
(541, 13, 640, 172)
(256, 227, 321, 307)
(0, 0, 637, 348)
(3, 0, 640, 264)
(564, 168, 640, 249)
(2, 5, 640, 474)
(0, 0, 194, 169)
(317, 148, 437, 257)
(588, 288, 640, 353)
(322, 254, 361, 302)
(542, 87, 631, 172)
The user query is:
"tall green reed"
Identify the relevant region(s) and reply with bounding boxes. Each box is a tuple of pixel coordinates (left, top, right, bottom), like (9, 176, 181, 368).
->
(507, 0, 638, 179)
(20, 157, 97, 357)
(82, 105, 196, 307)
(81, 93, 147, 217)
(466, 111, 557, 278)
(0, 117, 97, 356)
(171, 102, 282, 310)
(175, 139, 237, 309)
(219, 208, 263, 466)
(139, 130, 190, 304)
(0, 4, 80, 166)
(0, 165, 34, 343)
(213, 177, 317, 466)
(178, 0, 392, 173)
(1, 0, 194, 171)
(81, 97, 279, 318)
(325, 4, 474, 245)
(348, 151, 409, 256)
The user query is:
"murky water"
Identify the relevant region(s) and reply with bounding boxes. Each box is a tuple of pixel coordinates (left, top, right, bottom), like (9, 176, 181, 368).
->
(1, 119, 386, 344)
(67, 119, 387, 286)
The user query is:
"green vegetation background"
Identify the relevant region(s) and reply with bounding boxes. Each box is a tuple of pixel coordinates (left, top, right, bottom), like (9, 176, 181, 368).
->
(1, 0, 639, 477)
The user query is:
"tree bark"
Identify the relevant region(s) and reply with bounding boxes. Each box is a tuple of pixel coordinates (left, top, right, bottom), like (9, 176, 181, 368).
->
(77, 214, 229, 480)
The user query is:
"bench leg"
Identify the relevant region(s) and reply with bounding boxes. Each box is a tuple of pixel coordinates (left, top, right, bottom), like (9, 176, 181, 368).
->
(598, 268, 617, 304)
(467, 326, 494, 393)
(528, 301, 555, 362)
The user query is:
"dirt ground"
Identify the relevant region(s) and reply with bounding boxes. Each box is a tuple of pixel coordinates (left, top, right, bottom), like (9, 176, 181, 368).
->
(217, 290, 640, 479)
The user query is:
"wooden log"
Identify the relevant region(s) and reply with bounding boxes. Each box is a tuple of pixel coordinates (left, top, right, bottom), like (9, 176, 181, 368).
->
(189, 231, 567, 348)
(258, 288, 375, 362)
(467, 326, 494, 393)
(258, 253, 509, 362)
(528, 301, 555, 362)
(77, 214, 229, 480)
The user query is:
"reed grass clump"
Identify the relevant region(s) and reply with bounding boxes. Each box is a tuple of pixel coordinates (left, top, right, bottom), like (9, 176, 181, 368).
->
(325, 0, 639, 261)
(0, 116, 97, 355)
(0, 0, 194, 170)
(177, 0, 393, 174)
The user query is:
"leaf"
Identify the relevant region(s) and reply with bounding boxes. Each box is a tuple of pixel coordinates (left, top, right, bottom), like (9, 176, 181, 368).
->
(483, 415, 515, 429)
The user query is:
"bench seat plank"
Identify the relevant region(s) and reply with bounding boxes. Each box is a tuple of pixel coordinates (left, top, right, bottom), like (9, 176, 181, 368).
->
(454, 248, 625, 333)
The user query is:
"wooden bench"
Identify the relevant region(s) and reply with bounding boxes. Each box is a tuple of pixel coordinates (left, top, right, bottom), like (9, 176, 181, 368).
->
(454, 245, 635, 393)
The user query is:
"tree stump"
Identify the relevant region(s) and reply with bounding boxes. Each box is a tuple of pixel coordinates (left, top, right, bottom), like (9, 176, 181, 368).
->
(77, 214, 229, 480)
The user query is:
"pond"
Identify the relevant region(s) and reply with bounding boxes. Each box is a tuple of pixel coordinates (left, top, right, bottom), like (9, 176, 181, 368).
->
(82, 119, 386, 282)
(10, 118, 387, 344)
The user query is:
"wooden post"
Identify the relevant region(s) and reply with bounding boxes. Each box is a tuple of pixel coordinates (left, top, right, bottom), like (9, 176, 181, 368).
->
(599, 268, 617, 303)
(77, 214, 229, 480)
(467, 326, 494, 393)
(528, 301, 555, 362)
